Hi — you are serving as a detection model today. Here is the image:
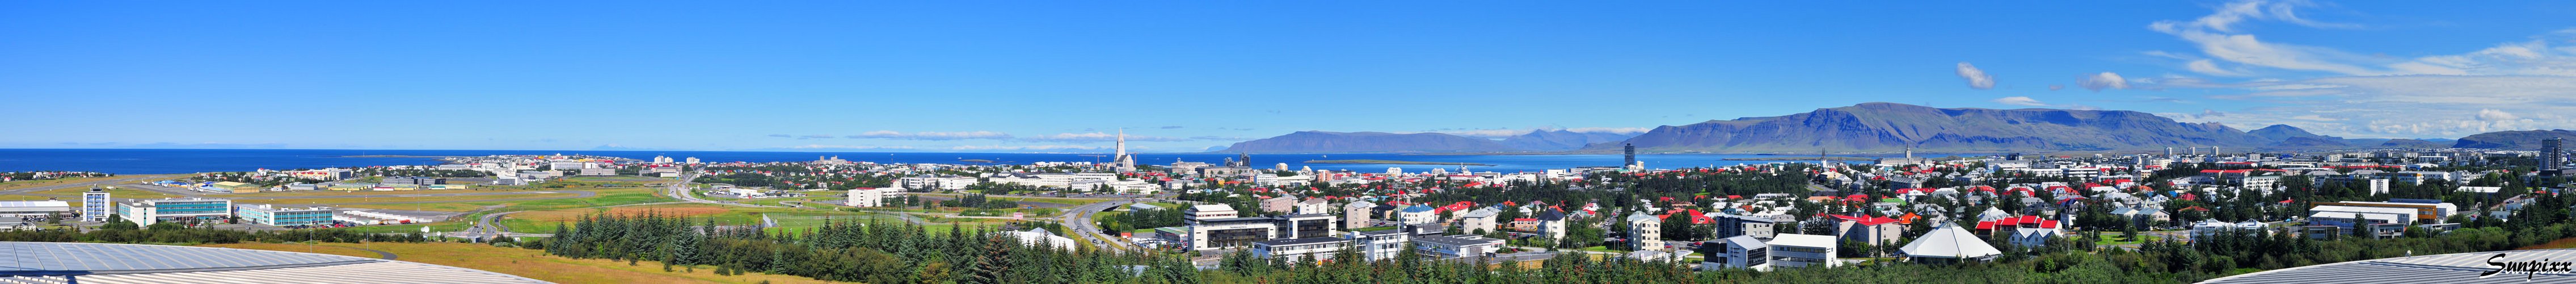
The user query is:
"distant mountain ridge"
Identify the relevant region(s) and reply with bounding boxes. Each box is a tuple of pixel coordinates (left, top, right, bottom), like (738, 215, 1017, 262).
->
(1218, 130, 1634, 153)
(1220, 131, 1522, 153)
(1498, 130, 1636, 151)
(1220, 102, 2497, 154)
(1592, 103, 2280, 153)
(2453, 130, 2576, 150)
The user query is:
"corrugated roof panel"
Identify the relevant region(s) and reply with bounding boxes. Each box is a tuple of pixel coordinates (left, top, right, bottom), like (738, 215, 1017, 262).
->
(2204, 249, 2576, 283)
(0, 242, 545, 283)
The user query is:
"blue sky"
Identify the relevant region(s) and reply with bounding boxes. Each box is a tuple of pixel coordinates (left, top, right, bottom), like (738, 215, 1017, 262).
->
(6, 1, 2575, 152)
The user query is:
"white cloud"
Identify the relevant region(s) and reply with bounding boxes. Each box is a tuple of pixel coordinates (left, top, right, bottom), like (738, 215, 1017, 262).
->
(1992, 97, 2051, 106)
(1563, 127, 1652, 135)
(2185, 59, 2248, 77)
(789, 144, 916, 149)
(2078, 72, 2129, 91)
(1018, 132, 1193, 142)
(846, 131, 1014, 140)
(1432, 127, 1651, 138)
(2150, 0, 2391, 76)
(2478, 109, 2521, 121)
(2048, 85, 2065, 91)
(950, 145, 1108, 151)
(1955, 62, 1996, 90)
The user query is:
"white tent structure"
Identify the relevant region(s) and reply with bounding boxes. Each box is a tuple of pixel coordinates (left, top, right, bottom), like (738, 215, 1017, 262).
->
(1899, 224, 2002, 264)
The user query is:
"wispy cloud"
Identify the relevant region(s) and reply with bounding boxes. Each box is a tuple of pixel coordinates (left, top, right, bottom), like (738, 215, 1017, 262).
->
(1955, 62, 1996, 90)
(2077, 72, 2128, 91)
(845, 131, 1014, 140)
(766, 134, 792, 138)
(1017, 132, 1193, 143)
(786, 144, 916, 150)
(1990, 97, 2098, 110)
(2137, 1, 2576, 137)
(1992, 97, 2051, 107)
(1431, 127, 1651, 138)
(1158, 126, 1184, 129)
(950, 145, 1108, 151)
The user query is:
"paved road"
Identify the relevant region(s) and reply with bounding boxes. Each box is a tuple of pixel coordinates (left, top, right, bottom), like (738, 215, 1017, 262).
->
(1063, 199, 1137, 253)
(663, 171, 774, 208)
(0, 174, 184, 195)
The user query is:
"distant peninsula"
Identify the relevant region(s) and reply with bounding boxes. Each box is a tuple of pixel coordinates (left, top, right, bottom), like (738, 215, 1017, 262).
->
(342, 155, 457, 158)
(1303, 159, 1494, 166)
(1725, 157, 1875, 161)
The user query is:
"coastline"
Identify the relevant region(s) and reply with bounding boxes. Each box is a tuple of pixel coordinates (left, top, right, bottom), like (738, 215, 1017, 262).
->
(1302, 160, 1495, 166)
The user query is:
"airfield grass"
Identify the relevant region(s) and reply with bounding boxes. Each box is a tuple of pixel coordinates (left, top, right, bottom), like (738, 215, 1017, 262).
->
(331, 187, 677, 233)
(20, 186, 180, 199)
(201, 242, 828, 284)
(0, 175, 163, 191)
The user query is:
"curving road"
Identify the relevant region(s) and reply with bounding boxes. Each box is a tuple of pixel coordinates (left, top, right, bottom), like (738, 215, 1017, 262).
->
(1062, 199, 1139, 253)
(663, 170, 775, 208)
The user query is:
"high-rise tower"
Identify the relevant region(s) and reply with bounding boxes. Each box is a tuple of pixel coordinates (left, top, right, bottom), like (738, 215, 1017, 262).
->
(81, 186, 109, 222)
(2545, 138, 2565, 176)
(1624, 144, 1637, 168)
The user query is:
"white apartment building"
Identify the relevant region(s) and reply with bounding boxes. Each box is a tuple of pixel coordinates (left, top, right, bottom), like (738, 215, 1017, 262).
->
(1626, 211, 1664, 250)
(1766, 233, 1840, 269)
(846, 187, 904, 207)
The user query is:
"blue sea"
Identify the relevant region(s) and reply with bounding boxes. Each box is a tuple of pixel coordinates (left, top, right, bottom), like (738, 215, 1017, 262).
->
(0, 149, 1841, 174)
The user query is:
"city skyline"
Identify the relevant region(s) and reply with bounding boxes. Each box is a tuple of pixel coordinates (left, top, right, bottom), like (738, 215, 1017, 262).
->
(6, 1, 2575, 152)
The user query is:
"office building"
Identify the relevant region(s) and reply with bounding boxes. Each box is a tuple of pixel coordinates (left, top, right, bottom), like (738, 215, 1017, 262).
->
(1187, 216, 1281, 250)
(1624, 144, 1637, 169)
(82, 187, 111, 222)
(1347, 228, 1412, 262)
(2310, 200, 2457, 222)
(1250, 237, 1351, 262)
(846, 187, 904, 207)
(1413, 235, 1506, 260)
(1711, 212, 1782, 239)
(116, 198, 233, 225)
(1701, 235, 1770, 271)
(381, 177, 443, 186)
(1186, 204, 1241, 223)
(1766, 233, 1840, 269)
(1275, 214, 1338, 240)
(2546, 138, 2565, 176)
(235, 205, 335, 227)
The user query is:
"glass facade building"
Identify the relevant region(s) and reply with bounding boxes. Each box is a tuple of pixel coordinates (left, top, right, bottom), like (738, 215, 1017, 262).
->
(236, 206, 335, 226)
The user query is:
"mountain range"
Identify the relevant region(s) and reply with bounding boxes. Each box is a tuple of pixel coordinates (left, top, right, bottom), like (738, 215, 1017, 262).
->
(1219, 130, 1635, 153)
(1218, 102, 2564, 154)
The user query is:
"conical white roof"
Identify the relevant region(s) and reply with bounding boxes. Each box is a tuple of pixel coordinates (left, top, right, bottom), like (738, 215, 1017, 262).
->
(1899, 224, 2002, 259)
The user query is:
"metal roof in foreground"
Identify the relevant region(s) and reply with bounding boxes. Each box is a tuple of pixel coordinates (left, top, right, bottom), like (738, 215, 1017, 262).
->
(2199, 248, 2576, 283)
(0, 241, 546, 283)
